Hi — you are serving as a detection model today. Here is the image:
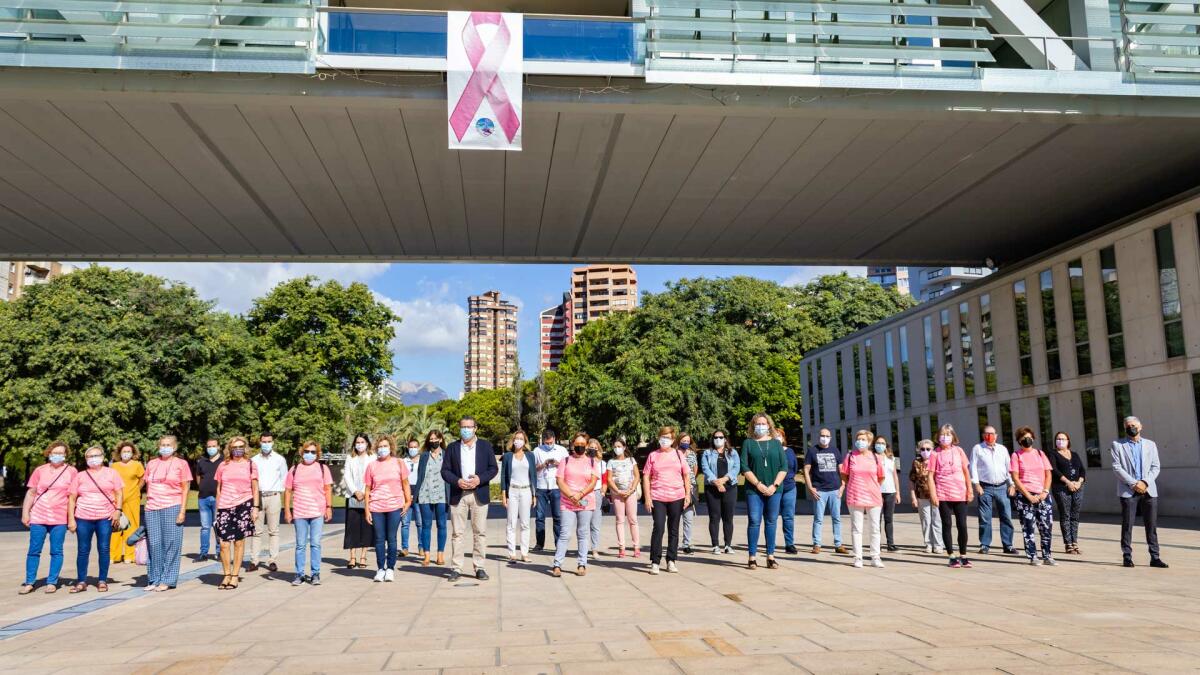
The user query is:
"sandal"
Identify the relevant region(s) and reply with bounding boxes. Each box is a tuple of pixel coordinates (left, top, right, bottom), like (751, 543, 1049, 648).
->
(747, 559, 758, 570)
(18, 584, 35, 595)
(228, 576, 240, 590)
(551, 567, 562, 577)
(70, 582, 88, 594)
(97, 582, 108, 593)
(766, 558, 780, 570)
(44, 584, 58, 594)
(218, 575, 232, 590)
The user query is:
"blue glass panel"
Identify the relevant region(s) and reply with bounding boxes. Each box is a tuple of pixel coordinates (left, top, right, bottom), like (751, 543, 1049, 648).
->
(324, 11, 637, 63)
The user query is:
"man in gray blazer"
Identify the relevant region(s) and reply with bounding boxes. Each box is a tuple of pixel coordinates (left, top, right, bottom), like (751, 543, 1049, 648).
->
(1110, 416, 1168, 568)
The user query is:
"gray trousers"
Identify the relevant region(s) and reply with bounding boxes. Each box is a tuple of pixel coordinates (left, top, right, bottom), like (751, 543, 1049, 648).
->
(681, 501, 696, 548)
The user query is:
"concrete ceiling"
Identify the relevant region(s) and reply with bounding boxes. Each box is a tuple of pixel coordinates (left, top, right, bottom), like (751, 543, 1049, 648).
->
(2, 71, 1200, 265)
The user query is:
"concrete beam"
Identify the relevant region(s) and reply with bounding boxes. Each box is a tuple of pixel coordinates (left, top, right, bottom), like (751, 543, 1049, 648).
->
(981, 0, 1082, 71)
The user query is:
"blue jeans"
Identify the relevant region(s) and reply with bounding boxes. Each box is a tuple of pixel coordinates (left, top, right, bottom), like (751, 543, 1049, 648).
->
(26, 523, 67, 586)
(419, 502, 449, 552)
(746, 490, 782, 557)
(197, 495, 220, 556)
(535, 488, 562, 548)
(781, 487, 797, 547)
(400, 502, 422, 551)
(75, 518, 112, 583)
(812, 490, 843, 547)
(371, 509, 402, 569)
(294, 516, 323, 577)
(977, 483, 1014, 549)
(553, 508, 593, 568)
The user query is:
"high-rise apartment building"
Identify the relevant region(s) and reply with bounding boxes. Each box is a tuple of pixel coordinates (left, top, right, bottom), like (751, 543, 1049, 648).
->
(867, 266, 910, 296)
(539, 292, 572, 372)
(464, 290, 518, 393)
(1, 261, 75, 302)
(539, 265, 639, 372)
(867, 265, 993, 303)
(570, 264, 637, 334)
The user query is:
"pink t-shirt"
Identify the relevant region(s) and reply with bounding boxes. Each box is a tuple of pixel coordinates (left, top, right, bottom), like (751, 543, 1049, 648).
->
(841, 451, 885, 508)
(1011, 449, 1052, 494)
(145, 456, 193, 512)
(364, 458, 408, 513)
(559, 455, 601, 512)
(70, 467, 123, 521)
(215, 460, 258, 509)
(27, 464, 77, 525)
(927, 446, 969, 502)
(286, 462, 333, 519)
(644, 450, 688, 503)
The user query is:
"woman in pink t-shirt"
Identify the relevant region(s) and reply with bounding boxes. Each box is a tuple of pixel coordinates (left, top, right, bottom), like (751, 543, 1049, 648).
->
(1011, 427, 1056, 566)
(67, 445, 124, 593)
(20, 441, 77, 595)
(551, 433, 600, 577)
(926, 424, 974, 569)
(641, 426, 692, 576)
(840, 430, 886, 569)
(144, 434, 193, 591)
(285, 440, 334, 585)
(214, 436, 259, 590)
(364, 435, 411, 582)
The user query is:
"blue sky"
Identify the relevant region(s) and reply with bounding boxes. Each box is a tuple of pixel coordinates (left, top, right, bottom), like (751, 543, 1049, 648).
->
(117, 262, 863, 397)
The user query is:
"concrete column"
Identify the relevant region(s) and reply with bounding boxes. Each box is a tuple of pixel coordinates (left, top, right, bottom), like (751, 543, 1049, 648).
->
(1067, 0, 1119, 71)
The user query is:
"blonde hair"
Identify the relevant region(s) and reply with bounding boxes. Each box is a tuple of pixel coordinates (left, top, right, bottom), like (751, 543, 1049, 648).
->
(657, 426, 675, 439)
(224, 436, 250, 461)
(374, 434, 397, 454)
(854, 429, 876, 448)
(747, 413, 776, 439)
(508, 430, 529, 452)
(158, 435, 178, 448)
(301, 439, 322, 459)
(83, 445, 106, 461)
(43, 441, 69, 459)
(937, 424, 960, 447)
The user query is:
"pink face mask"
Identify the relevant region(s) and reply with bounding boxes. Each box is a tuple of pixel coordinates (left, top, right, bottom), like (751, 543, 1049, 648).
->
(1055, 439, 1069, 449)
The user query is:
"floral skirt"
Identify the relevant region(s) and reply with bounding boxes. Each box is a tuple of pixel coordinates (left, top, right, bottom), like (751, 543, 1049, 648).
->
(215, 501, 255, 542)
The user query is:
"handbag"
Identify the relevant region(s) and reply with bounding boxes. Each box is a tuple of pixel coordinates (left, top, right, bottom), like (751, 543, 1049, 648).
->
(134, 537, 148, 566)
(84, 468, 131, 531)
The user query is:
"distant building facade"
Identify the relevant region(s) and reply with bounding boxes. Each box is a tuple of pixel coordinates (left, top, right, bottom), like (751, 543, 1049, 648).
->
(464, 290, 518, 393)
(539, 265, 639, 372)
(867, 266, 910, 296)
(1, 261, 75, 302)
(540, 292, 572, 372)
(909, 266, 993, 303)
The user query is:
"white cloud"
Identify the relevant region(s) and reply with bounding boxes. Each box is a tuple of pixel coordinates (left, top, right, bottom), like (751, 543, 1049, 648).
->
(375, 293, 468, 355)
(782, 265, 868, 287)
(109, 262, 390, 314)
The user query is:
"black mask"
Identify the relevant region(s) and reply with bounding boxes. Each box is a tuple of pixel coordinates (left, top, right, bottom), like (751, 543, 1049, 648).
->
(427, 441, 440, 448)
(1125, 425, 1139, 438)
(1018, 437, 1033, 448)
(572, 445, 586, 454)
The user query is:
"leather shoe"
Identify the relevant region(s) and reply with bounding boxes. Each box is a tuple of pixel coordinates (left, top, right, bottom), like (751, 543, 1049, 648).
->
(1003, 547, 1017, 554)
(1150, 558, 1169, 569)
(476, 569, 489, 581)
(835, 546, 849, 555)
(1122, 557, 1135, 568)
(268, 562, 278, 572)
(785, 545, 798, 554)
(811, 545, 821, 554)
(245, 562, 259, 572)
(447, 570, 461, 582)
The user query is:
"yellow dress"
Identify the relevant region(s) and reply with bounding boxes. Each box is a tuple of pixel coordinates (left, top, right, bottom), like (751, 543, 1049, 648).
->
(110, 460, 144, 563)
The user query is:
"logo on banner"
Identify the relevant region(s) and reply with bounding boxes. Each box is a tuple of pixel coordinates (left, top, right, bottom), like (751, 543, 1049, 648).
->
(448, 12, 523, 151)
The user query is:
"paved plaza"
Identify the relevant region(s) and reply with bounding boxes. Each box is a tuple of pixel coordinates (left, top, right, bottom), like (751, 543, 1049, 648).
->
(1, 507, 1197, 674)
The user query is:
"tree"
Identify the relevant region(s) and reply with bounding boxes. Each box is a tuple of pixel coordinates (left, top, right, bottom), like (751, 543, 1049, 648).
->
(435, 388, 516, 445)
(796, 273, 916, 343)
(245, 277, 398, 453)
(0, 266, 257, 470)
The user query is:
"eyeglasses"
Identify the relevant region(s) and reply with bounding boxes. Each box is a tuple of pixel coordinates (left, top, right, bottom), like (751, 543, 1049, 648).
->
(232, 445, 246, 450)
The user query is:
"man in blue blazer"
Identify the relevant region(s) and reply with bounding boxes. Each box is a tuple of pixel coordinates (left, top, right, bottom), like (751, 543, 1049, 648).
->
(442, 416, 499, 581)
(1110, 416, 1167, 568)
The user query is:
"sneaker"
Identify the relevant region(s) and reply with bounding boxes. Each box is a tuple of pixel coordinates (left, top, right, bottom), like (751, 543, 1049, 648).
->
(1150, 558, 1169, 569)
(949, 558, 962, 569)
(576, 566, 587, 577)
(978, 546, 990, 555)
(872, 558, 885, 568)
(723, 546, 733, 555)
(933, 547, 944, 554)
(384, 569, 395, 582)
(711, 546, 720, 554)
(633, 549, 642, 558)
(1029, 558, 1041, 566)
(682, 546, 693, 555)
(1043, 557, 1057, 566)
(476, 569, 489, 581)
(268, 562, 278, 572)
(373, 569, 386, 582)
(310, 575, 321, 586)
(1003, 546, 1017, 555)
(925, 545, 933, 553)
(292, 575, 306, 586)
(886, 545, 899, 552)
(667, 561, 679, 574)
(961, 558, 973, 568)
(447, 570, 462, 582)
(853, 558, 863, 568)
(649, 563, 660, 575)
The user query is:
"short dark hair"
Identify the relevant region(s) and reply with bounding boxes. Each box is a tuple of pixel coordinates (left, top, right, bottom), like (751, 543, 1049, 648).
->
(541, 429, 557, 441)
(259, 432, 274, 441)
(459, 416, 476, 426)
(1015, 426, 1036, 441)
(205, 438, 221, 446)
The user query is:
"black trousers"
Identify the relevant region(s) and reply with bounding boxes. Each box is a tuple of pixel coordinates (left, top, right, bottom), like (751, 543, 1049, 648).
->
(1120, 494, 1160, 559)
(651, 499, 683, 564)
(705, 484, 737, 548)
(938, 500, 969, 555)
(880, 495, 896, 546)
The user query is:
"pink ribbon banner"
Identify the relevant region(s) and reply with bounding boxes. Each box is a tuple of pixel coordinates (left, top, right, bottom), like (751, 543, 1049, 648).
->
(447, 12, 523, 151)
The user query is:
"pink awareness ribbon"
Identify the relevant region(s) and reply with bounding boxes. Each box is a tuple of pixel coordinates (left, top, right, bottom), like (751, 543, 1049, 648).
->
(449, 12, 521, 143)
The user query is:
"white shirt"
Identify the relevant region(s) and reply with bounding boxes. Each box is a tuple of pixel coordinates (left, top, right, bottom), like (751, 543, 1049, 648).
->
(593, 459, 607, 493)
(880, 455, 899, 493)
(510, 454, 531, 488)
(341, 452, 371, 507)
(252, 451, 288, 493)
(970, 443, 1013, 486)
(533, 444, 568, 490)
(403, 456, 420, 485)
(460, 440, 477, 479)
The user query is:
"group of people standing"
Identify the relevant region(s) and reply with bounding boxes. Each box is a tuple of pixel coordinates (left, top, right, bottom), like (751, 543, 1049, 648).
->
(18, 412, 1169, 594)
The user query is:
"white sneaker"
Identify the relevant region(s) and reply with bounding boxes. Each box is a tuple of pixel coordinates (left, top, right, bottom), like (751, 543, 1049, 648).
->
(384, 569, 395, 582)
(925, 545, 933, 553)
(373, 569, 386, 582)
(711, 546, 720, 554)
(724, 545, 733, 554)
(667, 561, 679, 573)
(1043, 557, 1058, 566)
(853, 558, 863, 568)
(872, 558, 885, 569)
(1030, 558, 1042, 566)
(649, 563, 660, 575)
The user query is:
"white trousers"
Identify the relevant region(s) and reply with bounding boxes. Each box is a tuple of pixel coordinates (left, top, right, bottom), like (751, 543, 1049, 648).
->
(850, 505, 882, 562)
(917, 498, 944, 550)
(506, 486, 532, 556)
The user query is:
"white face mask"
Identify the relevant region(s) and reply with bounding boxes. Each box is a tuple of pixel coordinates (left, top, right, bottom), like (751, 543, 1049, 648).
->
(513, 439, 526, 450)
(120, 451, 133, 461)
(1055, 439, 1069, 449)
(354, 442, 367, 453)
(613, 446, 625, 456)
(713, 438, 726, 449)
(818, 435, 831, 447)
(158, 446, 175, 457)
(377, 446, 391, 458)
(658, 437, 672, 448)
(86, 456, 103, 468)
(939, 435, 953, 447)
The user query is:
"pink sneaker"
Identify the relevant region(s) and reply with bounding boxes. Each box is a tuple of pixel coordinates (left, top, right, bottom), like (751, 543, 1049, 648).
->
(618, 549, 625, 559)
(633, 549, 642, 558)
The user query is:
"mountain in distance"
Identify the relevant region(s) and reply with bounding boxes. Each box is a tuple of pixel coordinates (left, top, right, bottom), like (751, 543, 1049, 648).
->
(397, 381, 450, 406)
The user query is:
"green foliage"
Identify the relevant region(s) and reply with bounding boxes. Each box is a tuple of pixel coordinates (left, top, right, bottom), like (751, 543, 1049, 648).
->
(796, 273, 916, 344)
(433, 388, 517, 445)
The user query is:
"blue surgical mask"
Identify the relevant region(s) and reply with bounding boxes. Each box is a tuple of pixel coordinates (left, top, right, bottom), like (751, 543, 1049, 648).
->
(87, 456, 104, 468)
(408, 447, 420, 457)
(873, 443, 886, 454)
(302, 452, 317, 464)
(206, 446, 219, 457)
(854, 439, 869, 451)
(679, 442, 691, 450)
(754, 424, 769, 437)
(158, 447, 174, 457)
(260, 442, 273, 454)
(460, 428, 475, 440)
(377, 447, 391, 458)
(49, 454, 66, 465)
